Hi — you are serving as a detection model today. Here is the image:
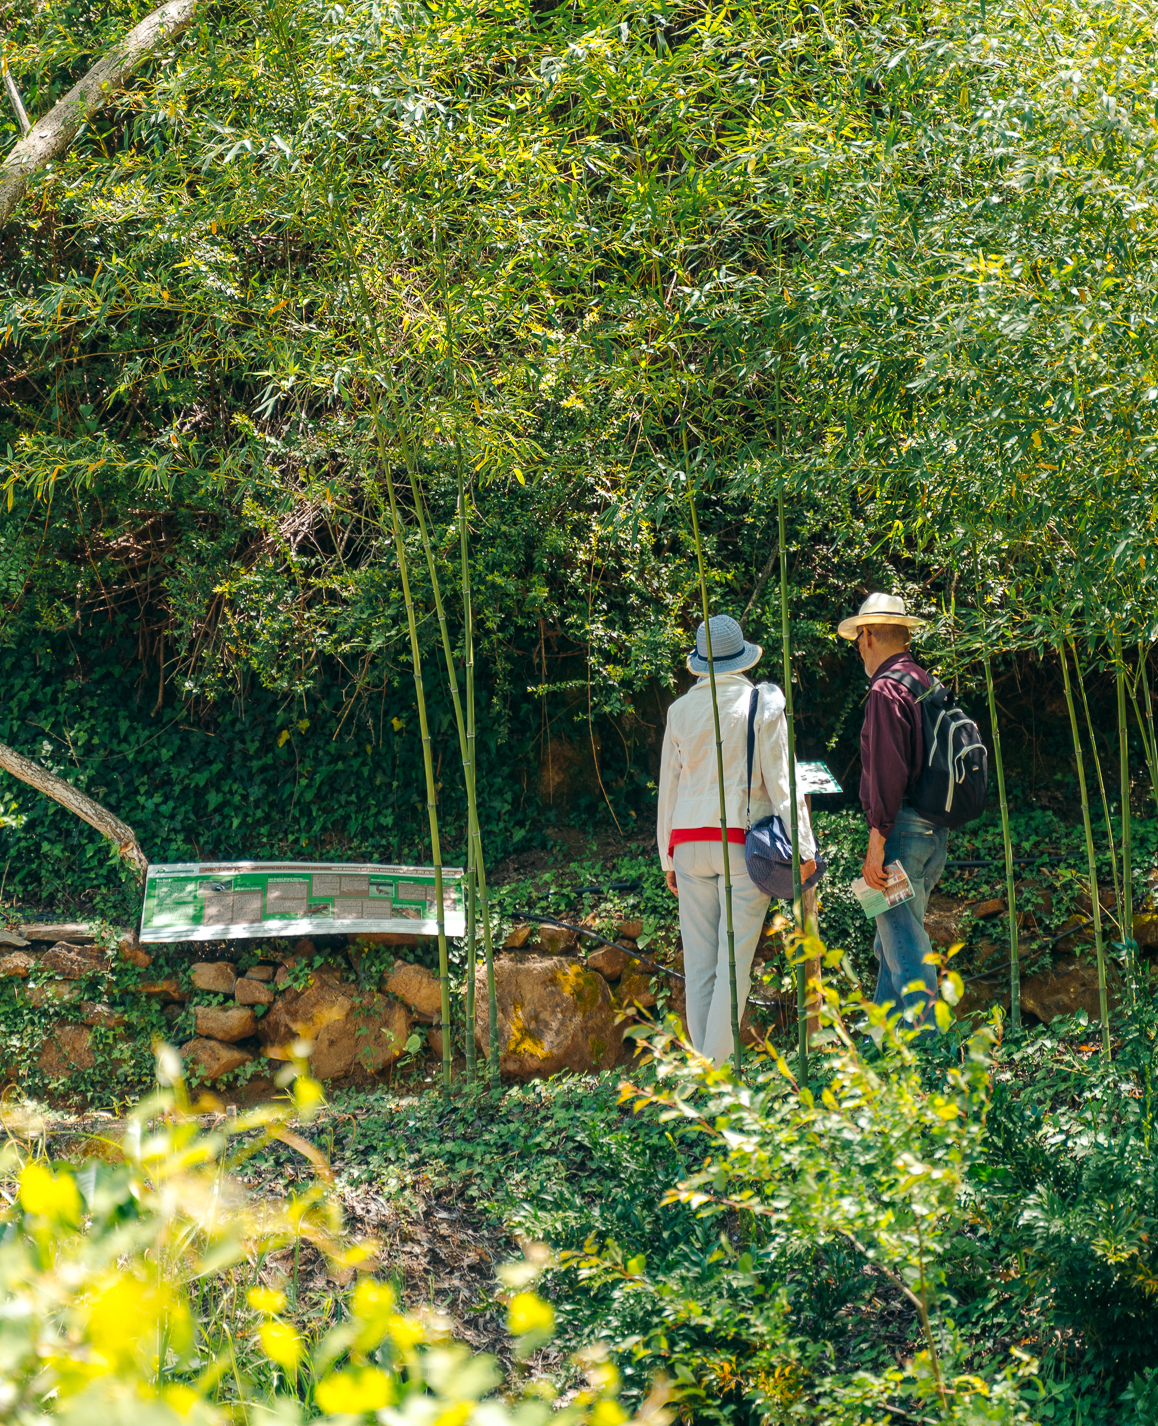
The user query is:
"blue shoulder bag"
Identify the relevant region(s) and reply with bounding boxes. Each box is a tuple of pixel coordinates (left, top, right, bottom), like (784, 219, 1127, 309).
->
(744, 684, 827, 899)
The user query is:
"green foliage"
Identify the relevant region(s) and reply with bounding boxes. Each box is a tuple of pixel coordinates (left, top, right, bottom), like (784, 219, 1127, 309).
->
(974, 1009, 1158, 1381)
(7, 0, 1158, 1410)
(7, 0, 1158, 650)
(6, 940, 1158, 1423)
(348, 973, 1156, 1424)
(0, 1053, 658, 1425)
(554, 971, 1038, 1425)
(13, 0, 1158, 898)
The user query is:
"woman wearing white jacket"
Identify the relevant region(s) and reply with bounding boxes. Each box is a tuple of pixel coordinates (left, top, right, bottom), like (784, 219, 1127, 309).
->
(657, 615, 816, 1066)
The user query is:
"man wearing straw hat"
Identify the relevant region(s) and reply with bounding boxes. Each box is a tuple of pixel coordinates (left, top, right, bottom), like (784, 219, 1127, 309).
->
(838, 593, 948, 1034)
(658, 614, 816, 1066)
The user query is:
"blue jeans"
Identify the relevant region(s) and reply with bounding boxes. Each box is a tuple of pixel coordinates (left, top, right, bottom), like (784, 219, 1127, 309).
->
(872, 806, 949, 1032)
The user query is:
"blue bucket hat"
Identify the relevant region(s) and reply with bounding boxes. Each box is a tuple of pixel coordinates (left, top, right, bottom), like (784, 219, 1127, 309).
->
(686, 614, 761, 676)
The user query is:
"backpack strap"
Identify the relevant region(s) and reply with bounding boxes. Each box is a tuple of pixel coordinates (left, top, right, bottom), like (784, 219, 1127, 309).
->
(746, 685, 759, 832)
(876, 668, 936, 701)
(876, 669, 940, 787)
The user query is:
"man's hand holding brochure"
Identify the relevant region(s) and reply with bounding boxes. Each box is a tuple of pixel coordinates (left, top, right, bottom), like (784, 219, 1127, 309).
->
(851, 860, 916, 921)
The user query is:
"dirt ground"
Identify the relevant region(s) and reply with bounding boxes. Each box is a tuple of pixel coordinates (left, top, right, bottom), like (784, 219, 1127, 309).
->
(29, 1104, 538, 1370)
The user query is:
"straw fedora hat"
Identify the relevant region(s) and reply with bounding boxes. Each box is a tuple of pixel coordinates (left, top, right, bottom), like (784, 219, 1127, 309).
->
(837, 592, 925, 642)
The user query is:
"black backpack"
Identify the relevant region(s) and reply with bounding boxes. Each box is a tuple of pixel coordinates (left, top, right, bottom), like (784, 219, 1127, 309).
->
(877, 671, 989, 829)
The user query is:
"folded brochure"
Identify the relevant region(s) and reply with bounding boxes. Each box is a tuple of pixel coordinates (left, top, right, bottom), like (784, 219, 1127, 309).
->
(851, 861, 915, 920)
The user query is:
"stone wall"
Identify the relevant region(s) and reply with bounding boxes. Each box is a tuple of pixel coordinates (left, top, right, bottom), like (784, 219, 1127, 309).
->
(5, 878, 1144, 1096)
(0, 922, 708, 1095)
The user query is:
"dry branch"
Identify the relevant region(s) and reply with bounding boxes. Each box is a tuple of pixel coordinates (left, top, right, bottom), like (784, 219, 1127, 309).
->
(0, 741, 149, 882)
(0, 0, 199, 224)
(4, 71, 31, 136)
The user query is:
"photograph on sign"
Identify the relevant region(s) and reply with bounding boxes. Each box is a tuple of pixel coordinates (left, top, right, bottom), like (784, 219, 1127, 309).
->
(140, 861, 465, 943)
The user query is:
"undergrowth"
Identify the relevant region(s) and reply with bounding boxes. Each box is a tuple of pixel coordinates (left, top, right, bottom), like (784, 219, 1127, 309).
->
(241, 983, 1158, 1425)
(7, 972, 1158, 1423)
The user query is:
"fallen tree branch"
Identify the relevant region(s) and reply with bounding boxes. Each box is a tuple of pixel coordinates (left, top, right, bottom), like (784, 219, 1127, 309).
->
(0, 0, 199, 224)
(0, 741, 149, 883)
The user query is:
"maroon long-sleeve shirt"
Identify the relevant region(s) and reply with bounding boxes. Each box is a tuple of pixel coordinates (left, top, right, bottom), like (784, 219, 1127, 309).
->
(860, 651, 931, 835)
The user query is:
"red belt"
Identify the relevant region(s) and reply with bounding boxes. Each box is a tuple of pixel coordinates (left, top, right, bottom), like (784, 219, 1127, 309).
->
(669, 826, 746, 857)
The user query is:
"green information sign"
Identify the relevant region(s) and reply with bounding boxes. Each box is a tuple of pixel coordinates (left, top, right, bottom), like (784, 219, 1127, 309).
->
(140, 861, 465, 944)
(796, 761, 843, 796)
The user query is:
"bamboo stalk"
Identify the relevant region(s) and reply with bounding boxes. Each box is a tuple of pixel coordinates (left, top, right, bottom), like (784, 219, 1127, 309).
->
(1126, 653, 1158, 1001)
(983, 654, 1019, 1034)
(769, 240, 805, 1077)
(1059, 642, 1110, 1059)
(460, 472, 478, 1086)
(404, 459, 501, 1090)
(332, 210, 455, 1094)
(458, 463, 498, 1088)
(431, 207, 498, 1089)
(1115, 633, 1134, 1000)
(369, 421, 451, 1094)
(803, 791, 821, 1040)
(402, 470, 496, 1089)
(1135, 645, 1158, 815)
(402, 473, 475, 1092)
(803, 882, 821, 1039)
(465, 825, 477, 1083)
(431, 210, 496, 1089)
(1143, 650, 1158, 781)
(777, 491, 806, 1081)
(685, 475, 741, 1076)
(1071, 642, 1122, 930)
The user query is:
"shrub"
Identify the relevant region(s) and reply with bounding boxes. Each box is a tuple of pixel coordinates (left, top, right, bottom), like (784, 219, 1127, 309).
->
(528, 945, 1051, 1423)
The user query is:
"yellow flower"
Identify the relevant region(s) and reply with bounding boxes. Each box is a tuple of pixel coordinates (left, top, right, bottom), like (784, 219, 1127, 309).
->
(387, 1312, 425, 1352)
(85, 1276, 192, 1375)
(351, 1277, 396, 1353)
(293, 1075, 325, 1115)
(592, 1402, 628, 1426)
(247, 1286, 287, 1314)
(315, 1367, 396, 1414)
(507, 1292, 555, 1337)
(258, 1319, 302, 1372)
(162, 1383, 203, 1415)
(20, 1161, 81, 1225)
(435, 1402, 472, 1426)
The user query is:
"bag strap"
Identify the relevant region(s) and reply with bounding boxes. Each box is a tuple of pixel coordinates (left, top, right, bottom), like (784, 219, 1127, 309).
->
(877, 669, 939, 703)
(877, 670, 942, 786)
(746, 685, 759, 832)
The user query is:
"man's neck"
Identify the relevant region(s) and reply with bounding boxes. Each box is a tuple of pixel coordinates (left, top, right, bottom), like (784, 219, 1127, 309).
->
(867, 648, 913, 678)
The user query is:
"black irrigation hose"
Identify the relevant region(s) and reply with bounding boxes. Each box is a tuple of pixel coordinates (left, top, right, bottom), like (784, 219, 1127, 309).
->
(574, 879, 643, 895)
(944, 855, 1070, 869)
(962, 915, 1099, 984)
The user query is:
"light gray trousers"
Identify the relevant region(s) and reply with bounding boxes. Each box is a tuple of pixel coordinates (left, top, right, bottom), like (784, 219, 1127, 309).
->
(673, 841, 771, 1066)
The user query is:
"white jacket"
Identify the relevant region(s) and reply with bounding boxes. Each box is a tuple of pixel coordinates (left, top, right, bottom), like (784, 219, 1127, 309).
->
(657, 673, 816, 872)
